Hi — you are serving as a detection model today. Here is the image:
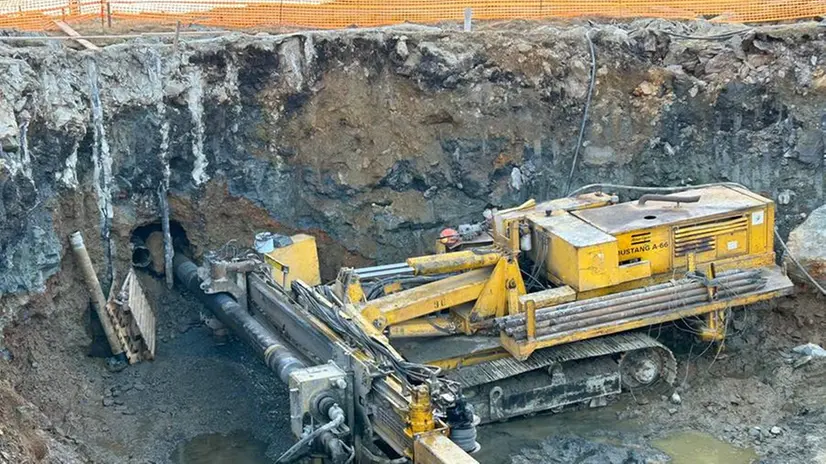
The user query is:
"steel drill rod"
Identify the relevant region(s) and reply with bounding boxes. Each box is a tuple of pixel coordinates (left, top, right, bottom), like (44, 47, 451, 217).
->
(497, 270, 760, 328)
(534, 285, 764, 343)
(524, 279, 765, 338)
(508, 287, 712, 335)
(509, 292, 700, 339)
(511, 281, 765, 339)
(520, 287, 762, 340)
(530, 271, 759, 318)
(507, 279, 764, 338)
(498, 280, 690, 326)
(497, 270, 761, 329)
(510, 276, 763, 332)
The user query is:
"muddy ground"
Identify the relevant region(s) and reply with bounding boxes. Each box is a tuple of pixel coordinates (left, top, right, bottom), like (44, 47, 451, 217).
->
(0, 272, 293, 463)
(476, 289, 826, 464)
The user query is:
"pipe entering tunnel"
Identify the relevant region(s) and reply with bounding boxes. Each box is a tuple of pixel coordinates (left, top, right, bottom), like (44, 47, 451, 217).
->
(171, 252, 306, 384)
(129, 220, 190, 274)
(131, 236, 152, 268)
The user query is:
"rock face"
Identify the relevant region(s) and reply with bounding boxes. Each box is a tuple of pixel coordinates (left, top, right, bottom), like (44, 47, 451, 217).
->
(1, 22, 826, 342)
(785, 204, 826, 287)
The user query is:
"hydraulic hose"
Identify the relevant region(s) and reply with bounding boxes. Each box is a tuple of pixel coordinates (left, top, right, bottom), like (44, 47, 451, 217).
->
(173, 253, 305, 383)
(567, 182, 749, 198)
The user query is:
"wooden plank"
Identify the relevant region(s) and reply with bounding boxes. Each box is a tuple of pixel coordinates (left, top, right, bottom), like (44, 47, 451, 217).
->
(101, 270, 157, 364)
(52, 21, 100, 51)
(123, 270, 156, 358)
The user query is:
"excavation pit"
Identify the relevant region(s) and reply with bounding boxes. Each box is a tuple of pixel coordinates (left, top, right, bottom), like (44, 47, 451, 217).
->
(0, 19, 825, 464)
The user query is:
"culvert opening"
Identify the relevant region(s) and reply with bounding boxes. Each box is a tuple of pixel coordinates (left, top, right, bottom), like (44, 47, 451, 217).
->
(130, 220, 190, 275)
(131, 244, 152, 268)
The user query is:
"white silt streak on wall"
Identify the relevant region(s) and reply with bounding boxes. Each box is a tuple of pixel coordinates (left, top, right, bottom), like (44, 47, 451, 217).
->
(150, 51, 171, 189)
(86, 58, 116, 284)
(56, 141, 79, 189)
(186, 69, 209, 186)
(17, 113, 31, 179)
(224, 58, 242, 135)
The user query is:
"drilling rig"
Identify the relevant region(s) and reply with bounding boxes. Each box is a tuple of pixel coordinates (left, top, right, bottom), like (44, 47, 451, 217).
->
(176, 184, 793, 463)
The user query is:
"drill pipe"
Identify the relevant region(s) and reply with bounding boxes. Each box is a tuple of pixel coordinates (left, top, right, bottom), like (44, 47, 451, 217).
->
(507, 288, 709, 337)
(496, 270, 761, 329)
(70, 231, 124, 356)
(173, 253, 305, 383)
(508, 279, 763, 339)
(510, 281, 766, 340)
(499, 270, 760, 327)
(503, 275, 762, 336)
(535, 291, 761, 343)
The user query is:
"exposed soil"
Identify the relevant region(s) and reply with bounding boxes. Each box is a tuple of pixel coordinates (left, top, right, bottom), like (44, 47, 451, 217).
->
(0, 271, 292, 464)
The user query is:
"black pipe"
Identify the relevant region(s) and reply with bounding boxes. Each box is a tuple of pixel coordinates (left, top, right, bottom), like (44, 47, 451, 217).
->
(131, 236, 151, 268)
(319, 431, 349, 464)
(447, 399, 480, 454)
(173, 253, 305, 383)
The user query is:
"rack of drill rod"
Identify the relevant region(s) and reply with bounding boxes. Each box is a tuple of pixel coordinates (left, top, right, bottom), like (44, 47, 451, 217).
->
(495, 269, 766, 341)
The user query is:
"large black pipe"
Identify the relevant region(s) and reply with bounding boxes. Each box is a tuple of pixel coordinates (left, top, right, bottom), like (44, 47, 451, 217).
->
(173, 253, 305, 383)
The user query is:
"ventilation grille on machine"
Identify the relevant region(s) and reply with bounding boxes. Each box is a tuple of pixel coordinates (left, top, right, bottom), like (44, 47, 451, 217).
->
(631, 232, 651, 246)
(673, 216, 748, 257)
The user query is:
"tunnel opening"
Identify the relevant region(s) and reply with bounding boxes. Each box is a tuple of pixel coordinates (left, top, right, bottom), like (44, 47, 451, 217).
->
(129, 220, 191, 275)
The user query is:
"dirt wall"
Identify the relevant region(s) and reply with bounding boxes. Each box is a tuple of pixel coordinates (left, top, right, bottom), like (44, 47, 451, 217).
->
(3, 22, 826, 294)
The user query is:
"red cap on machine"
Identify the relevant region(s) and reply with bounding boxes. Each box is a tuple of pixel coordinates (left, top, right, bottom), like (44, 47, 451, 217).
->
(439, 228, 459, 246)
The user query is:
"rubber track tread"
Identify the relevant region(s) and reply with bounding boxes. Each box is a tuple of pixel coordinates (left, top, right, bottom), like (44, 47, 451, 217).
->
(448, 332, 672, 388)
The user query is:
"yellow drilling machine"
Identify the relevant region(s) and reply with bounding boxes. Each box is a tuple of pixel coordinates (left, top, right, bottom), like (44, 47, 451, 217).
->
(174, 184, 793, 463)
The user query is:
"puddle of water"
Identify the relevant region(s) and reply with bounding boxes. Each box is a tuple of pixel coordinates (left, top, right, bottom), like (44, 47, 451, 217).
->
(172, 431, 269, 464)
(477, 403, 758, 464)
(476, 404, 636, 463)
(653, 430, 759, 464)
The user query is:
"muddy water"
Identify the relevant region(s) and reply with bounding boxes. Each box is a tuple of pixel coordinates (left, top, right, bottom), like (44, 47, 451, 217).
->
(478, 403, 757, 464)
(653, 431, 759, 464)
(477, 404, 638, 463)
(171, 431, 269, 464)
(170, 408, 756, 463)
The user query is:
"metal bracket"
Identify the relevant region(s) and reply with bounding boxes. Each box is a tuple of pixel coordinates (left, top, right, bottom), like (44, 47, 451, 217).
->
(268, 257, 291, 289)
(489, 386, 505, 421)
(198, 255, 258, 313)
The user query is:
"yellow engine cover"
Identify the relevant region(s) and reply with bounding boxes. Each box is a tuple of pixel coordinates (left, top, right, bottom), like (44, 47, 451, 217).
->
(264, 234, 321, 289)
(526, 185, 775, 293)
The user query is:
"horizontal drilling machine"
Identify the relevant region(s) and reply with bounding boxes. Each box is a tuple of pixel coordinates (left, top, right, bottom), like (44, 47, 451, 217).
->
(175, 184, 793, 463)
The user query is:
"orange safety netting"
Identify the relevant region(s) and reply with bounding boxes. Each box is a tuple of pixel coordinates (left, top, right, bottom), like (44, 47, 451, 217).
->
(0, 0, 825, 31)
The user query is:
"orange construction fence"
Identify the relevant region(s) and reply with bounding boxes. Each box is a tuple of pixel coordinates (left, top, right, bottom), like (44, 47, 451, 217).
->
(0, 0, 824, 31)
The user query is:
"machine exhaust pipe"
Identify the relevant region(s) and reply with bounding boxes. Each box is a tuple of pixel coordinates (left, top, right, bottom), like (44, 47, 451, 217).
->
(172, 253, 306, 383)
